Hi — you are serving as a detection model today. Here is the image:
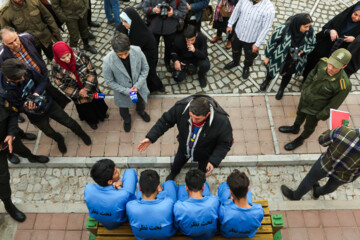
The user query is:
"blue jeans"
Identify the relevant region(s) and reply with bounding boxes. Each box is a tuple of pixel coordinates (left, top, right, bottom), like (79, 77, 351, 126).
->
(104, 0, 120, 26)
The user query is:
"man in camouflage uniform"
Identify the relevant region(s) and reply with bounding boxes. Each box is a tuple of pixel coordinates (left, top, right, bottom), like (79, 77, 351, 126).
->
(52, 0, 97, 54)
(0, 0, 61, 60)
(279, 48, 352, 151)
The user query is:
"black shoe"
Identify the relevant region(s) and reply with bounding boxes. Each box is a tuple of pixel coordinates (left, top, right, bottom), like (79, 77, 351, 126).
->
(281, 185, 296, 200)
(199, 75, 207, 88)
(89, 21, 100, 28)
(28, 155, 49, 163)
(57, 138, 67, 154)
(124, 121, 131, 132)
(79, 133, 92, 145)
(242, 67, 250, 79)
(88, 32, 96, 40)
(107, 20, 115, 25)
(18, 115, 25, 123)
(8, 154, 20, 164)
(224, 61, 239, 70)
(84, 44, 97, 54)
(166, 172, 178, 181)
(279, 125, 300, 134)
(284, 136, 304, 151)
(159, 85, 166, 92)
(138, 112, 150, 122)
(313, 182, 320, 199)
(87, 122, 98, 130)
(3, 198, 26, 222)
(21, 133, 37, 141)
(276, 88, 284, 100)
(105, 113, 110, 119)
(165, 64, 173, 73)
(260, 79, 270, 92)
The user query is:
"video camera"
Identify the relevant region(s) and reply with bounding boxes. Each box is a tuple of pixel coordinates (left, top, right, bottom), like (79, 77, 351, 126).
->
(157, 0, 171, 19)
(22, 80, 50, 115)
(290, 47, 300, 61)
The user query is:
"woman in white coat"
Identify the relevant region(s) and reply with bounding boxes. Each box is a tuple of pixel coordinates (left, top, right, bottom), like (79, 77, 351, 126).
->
(103, 32, 150, 132)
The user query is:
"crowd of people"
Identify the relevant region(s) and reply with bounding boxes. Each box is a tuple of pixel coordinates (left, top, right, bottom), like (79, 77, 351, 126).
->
(0, 0, 360, 238)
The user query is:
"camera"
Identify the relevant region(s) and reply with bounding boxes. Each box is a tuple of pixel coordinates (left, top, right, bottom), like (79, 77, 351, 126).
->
(290, 47, 300, 61)
(157, 1, 171, 19)
(22, 80, 50, 115)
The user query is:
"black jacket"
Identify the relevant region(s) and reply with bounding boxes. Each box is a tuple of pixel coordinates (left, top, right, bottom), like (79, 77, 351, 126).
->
(146, 95, 233, 167)
(0, 98, 18, 142)
(172, 31, 208, 63)
(346, 34, 360, 75)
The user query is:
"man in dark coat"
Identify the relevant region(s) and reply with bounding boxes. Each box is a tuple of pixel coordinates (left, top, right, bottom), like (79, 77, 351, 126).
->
(171, 24, 210, 88)
(138, 95, 233, 180)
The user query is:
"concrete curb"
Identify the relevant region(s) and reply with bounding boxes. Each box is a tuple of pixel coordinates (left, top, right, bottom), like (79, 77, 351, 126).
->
(1, 199, 360, 213)
(9, 154, 320, 168)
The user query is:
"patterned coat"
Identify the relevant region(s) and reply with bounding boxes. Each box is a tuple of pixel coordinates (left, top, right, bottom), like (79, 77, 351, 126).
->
(265, 23, 316, 79)
(51, 51, 98, 104)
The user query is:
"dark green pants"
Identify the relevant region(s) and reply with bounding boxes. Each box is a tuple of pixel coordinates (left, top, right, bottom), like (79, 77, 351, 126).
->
(294, 106, 319, 139)
(0, 150, 11, 199)
(65, 14, 89, 48)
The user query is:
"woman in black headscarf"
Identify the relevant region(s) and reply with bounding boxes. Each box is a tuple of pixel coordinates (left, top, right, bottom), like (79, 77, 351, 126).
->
(260, 13, 316, 100)
(116, 7, 165, 93)
(303, 2, 360, 79)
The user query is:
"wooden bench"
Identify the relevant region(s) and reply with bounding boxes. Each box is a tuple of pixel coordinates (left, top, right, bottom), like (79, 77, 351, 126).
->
(86, 199, 284, 240)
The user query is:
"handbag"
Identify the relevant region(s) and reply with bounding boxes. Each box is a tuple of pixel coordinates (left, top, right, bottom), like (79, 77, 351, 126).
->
(220, 1, 231, 18)
(201, 5, 214, 22)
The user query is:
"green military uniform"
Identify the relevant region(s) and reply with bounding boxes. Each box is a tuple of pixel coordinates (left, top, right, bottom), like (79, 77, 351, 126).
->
(0, 0, 60, 58)
(51, 0, 89, 48)
(295, 57, 351, 139)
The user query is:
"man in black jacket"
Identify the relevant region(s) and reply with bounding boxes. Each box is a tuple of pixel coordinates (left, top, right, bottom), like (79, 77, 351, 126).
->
(171, 24, 210, 87)
(138, 95, 233, 180)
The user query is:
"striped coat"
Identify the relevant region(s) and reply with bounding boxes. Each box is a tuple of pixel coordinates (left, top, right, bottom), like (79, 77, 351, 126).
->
(265, 23, 316, 79)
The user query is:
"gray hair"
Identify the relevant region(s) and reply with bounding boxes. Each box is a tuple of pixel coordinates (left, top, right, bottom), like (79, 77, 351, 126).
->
(0, 26, 16, 41)
(111, 32, 130, 52)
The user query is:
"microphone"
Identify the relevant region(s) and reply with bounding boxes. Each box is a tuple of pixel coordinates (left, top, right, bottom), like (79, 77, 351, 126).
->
(88, 93, 106, 99)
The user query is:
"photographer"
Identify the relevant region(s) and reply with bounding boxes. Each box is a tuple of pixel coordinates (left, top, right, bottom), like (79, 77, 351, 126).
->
(0, 59, 91, 154)
(171, 24, 210, 87)
(142, 0, 187, 72)
(259, 14, 316, 100)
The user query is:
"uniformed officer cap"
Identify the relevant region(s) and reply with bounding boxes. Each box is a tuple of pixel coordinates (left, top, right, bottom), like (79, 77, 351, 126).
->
(328, 48, 352, 69)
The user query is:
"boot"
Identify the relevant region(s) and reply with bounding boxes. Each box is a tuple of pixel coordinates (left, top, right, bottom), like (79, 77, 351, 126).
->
(28, 155, 49, 163)
(242, 66, 250, 79)
(83, 39, 97, 54)
(281, 185, 296, 200)
(224, 61, 239, 70)
(7, 154, 20, 164)
(275, 87, 284, 100)
(55, 133, 67, 154)
(89, 21, 100, 28)
(88, 32, 96, 40)
(260, 78, 270, 91)
(225, 40, 231, 49)
(279, 124, 300, 134)
(210, 35, 222, 43)
(199, 75, 208, 88)
(78, 131, 92, 145)
(2, 197, 26, 222)
(313, 182, 320, 199)
(137, 111, 150, 122)
(284, 136, 304, 151)
(166, 171, 178, 181)
(20, 133, 37, 141)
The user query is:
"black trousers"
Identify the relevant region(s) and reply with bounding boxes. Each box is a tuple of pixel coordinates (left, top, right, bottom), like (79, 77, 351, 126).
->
(35, 43, 54, 61)
(231, 35, 257, 67)
(119, 95, 146, 123)
(28, 101, 86, 143)
(173, 58, 211, 83)
(0, 150, 11, 200)
(153, 33, 176, 65)
(293, 158, 357, 200)
(171, 147, 208, 175)
(266, 54, 296, 90)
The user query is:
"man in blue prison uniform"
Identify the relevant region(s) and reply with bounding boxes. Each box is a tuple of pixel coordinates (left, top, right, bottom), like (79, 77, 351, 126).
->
(174, 169, 219, 240)
(218, 169, 264, 238)
(126, 170, 178, 240)
(84, 159, 138, 230)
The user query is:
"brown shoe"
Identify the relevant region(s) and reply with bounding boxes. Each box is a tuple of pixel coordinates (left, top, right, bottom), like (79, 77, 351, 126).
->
(226, 40, 231, 49)
(210, 35, 222, 43)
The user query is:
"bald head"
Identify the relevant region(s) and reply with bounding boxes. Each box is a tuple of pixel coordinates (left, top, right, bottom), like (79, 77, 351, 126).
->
(0, 27, 21, 51)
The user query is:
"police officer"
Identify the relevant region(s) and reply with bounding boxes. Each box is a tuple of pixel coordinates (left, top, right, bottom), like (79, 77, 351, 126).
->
(279, 48, 352, 151)
(52, 0, 97, 54)
(0, 0, 61, 60)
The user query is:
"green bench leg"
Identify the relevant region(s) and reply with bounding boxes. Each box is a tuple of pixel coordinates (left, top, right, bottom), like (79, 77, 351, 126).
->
(271, 214, 284, 239)
(86, 217, 98, 238)
(88, 232, 96, 240)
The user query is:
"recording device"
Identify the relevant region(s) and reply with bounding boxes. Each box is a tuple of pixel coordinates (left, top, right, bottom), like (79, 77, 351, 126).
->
(173, 64, 187, 82)
(88, 93, 106, 99)
(157, 0, 171, 19)
(22, 80, 50, 115)
(290, 47, 300, 61)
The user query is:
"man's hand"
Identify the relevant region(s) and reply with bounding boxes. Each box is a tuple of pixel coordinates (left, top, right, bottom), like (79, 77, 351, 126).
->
(252, 44, 259, 53)
(205, 162, 214, 177)
(330, 29, 338, 42)
(186, 3, 191, 11)
(138, 138, 152, 152)
(79, 88, 89, 98)
(113, 180, 123, 189)
(344, 35, 355, 43)
(298, 50, 304, 56)
(174, 61, 182, 71)
(129, 86, 138, 93)
(226, 27, 232, 34)
(153, 6, 161, 14)
(168, 6, 174, 17)
(4, 136, 13, 153)
(187, 43, 195, 52)
(263, 57, 270, 65)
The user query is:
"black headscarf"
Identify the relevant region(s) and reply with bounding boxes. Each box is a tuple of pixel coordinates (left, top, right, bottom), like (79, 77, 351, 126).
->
(341, 5, 360, 37)
(286, 13, 313, 47)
